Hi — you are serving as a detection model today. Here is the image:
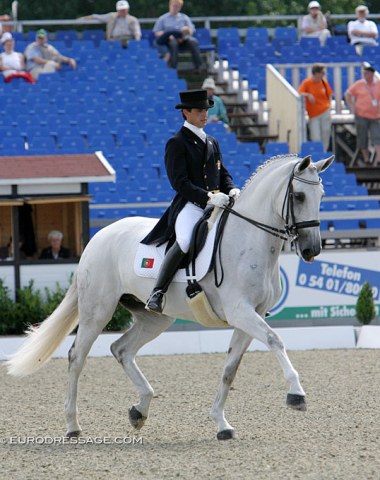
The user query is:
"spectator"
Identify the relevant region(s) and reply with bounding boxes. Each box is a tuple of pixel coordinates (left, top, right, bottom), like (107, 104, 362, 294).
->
(153, 0, 203, 72)
(347, 5, 378, 56)
(301, 1, 331, 47)
(201, 77, 229, 126)
(0, 14, 12, 33)
(142, 89, 239, 313)
(24, 29, 77, 81)
(298, 64, 333, 152)
(0, 32, 34, 83)
(39, 230, 71, 260)
(78, 0, 141, 48)
(345, 63, 380, 166)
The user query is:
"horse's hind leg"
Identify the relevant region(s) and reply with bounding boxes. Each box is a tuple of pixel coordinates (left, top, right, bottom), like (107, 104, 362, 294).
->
(111, 309, 174, 430)
(65, 301, 119, 437)
(210, 328, 252, 440)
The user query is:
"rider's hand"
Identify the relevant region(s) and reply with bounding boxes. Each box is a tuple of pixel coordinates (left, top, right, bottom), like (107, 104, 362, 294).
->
(207, 192, 230, 207)
(229, 188, 241, 199)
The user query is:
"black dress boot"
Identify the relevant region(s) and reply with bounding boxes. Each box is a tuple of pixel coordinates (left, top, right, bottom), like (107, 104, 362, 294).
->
(145, 242, 186, 313)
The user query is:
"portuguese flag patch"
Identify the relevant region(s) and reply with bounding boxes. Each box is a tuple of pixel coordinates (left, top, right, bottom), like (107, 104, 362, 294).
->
(141, 258, 154, 268)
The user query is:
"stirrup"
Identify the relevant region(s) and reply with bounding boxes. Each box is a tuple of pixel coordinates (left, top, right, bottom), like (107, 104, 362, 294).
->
(145, 289, 165, 313)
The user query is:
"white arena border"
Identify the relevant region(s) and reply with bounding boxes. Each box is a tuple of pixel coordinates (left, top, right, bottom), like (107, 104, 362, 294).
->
(2, 325, 379, 360)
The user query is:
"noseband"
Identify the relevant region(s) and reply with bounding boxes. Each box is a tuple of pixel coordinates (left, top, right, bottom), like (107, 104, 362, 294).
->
(224, 163, 321, 242)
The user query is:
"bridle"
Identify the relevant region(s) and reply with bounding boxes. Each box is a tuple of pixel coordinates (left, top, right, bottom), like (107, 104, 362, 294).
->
(224, 163, 321, 243)
(212, 163, 322, 286)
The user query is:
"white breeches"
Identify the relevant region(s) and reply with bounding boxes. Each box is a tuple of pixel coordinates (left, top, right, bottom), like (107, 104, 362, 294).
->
(175, 201, 205, 253)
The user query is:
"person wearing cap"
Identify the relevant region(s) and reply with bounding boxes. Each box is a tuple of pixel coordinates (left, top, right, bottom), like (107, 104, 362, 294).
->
(142, 89, 240, 313)
(298, 64, 333, 152)
(202, 77, 229, 126)
(347, 5, 378, 55)
(301, 1, 331, 46)
(0, 32, 34, 83)
(24, 29, 77, 81)
(153, 0, 203, 71)
(345, 64, 380, 165)
(78, 1, 141, 47)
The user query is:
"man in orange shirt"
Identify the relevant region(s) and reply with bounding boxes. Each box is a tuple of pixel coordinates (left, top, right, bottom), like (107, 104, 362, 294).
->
(345, 63, 380, 165)
(298, 64, 333, 152)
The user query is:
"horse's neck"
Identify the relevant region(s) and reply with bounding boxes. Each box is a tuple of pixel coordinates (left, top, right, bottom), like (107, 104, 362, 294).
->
(223, 161, 291, 265)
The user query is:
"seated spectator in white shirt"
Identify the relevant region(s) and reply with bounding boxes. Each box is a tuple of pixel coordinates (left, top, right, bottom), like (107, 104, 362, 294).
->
(0, 32, 34, 83)
(301, 1, 331, 46)
(348, 5, 378, 55)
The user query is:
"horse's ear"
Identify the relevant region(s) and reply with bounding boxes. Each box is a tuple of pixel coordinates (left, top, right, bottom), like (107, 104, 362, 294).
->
(296, 155, 311, 173)
(314, 155, 335, 174)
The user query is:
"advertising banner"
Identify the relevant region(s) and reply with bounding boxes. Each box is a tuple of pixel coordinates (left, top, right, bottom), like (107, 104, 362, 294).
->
(270, 250, 380, 321)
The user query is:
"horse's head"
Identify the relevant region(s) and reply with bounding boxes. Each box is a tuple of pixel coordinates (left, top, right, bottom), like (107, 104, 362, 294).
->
(286, 155, 334, 262)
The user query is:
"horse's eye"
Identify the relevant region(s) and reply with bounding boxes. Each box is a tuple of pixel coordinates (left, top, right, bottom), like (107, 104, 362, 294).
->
(293, 192, 305, 202)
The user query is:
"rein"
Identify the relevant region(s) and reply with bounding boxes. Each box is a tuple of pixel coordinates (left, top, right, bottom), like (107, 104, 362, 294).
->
(212, 163, 322, 287)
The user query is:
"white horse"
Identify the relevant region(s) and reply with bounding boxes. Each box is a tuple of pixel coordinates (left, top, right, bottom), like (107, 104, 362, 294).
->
(6, 154, 333, 440)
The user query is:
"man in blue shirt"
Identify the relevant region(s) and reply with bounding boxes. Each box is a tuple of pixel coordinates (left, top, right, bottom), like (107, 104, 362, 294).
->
(153, 0, 203, 71)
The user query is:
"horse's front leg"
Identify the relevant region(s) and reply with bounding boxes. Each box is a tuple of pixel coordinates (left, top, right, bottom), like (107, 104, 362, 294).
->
(227, 303, 306, 410)
(210, 328, 252, 440)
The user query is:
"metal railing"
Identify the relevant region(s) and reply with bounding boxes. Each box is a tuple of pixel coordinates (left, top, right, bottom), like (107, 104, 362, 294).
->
(3, 13, 380, 37)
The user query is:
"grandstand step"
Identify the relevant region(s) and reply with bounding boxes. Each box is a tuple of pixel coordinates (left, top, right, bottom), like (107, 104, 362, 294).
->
(346, 166, 380, 195)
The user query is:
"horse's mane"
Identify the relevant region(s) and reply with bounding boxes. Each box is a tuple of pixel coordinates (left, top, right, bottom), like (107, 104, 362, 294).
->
(240, 154, 300, 195)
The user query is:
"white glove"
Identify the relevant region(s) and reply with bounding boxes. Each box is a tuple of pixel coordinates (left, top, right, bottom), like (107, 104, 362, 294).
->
(207, 192, 230, 207)
(229, 188, 241, 199)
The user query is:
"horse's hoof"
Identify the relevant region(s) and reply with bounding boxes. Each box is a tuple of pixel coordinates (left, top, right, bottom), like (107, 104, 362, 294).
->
(286, 393, 307, 411)
(128, 406, 147, 430)
(217, 429, 235, 441)
(66, 430, 81, 438)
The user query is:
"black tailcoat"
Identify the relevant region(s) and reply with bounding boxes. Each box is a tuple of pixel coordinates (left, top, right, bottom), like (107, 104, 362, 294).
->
(142, 126, 235, 246)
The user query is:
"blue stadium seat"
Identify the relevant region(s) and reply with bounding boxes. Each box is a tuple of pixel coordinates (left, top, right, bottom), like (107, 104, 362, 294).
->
(217, 27, 240, 56)
(194, 28, 215, 56)
(82, 29, 106, 46)
(22, 126, 54, 143)
(27, 136, 57, 154)
(245, 27, 270, 48)
(0, 136, 26, 155)
(325, 36, 349, 49)
(333, 220, 359, 230)
(299, 37, 321, 49)
(265, 142, 289, 156)
(300, 141, 324, 156)
(342, 185, 368, 196)
(117, 133, 145, 150)
(364, 219, 380, 228)
(204, 123, 228, 136)
(58, 135, 87, 153)
(88, 134, 115, 152)
(274, 26, 298, 43)
(55, 30, 78, 47)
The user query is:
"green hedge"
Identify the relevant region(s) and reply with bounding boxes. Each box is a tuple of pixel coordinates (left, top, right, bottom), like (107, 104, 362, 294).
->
(0, 279, 132, 335)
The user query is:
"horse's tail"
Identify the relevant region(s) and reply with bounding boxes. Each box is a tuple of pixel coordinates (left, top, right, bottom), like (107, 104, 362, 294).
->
(6, 274, 79, 377)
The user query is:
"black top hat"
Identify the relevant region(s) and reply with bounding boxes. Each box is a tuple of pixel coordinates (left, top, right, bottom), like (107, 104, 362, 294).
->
(175, 89, 214, 110)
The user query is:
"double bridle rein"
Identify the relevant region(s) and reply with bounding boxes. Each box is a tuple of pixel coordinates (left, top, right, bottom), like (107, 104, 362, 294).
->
(225, 163, 321, 242)
(212, 163, 322, 286)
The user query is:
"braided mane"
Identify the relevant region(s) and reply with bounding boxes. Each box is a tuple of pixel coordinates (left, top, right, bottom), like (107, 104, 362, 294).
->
(240, 154, 300, 195)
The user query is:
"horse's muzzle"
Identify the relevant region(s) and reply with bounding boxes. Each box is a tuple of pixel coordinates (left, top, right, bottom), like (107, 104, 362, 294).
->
(300, 244, 321, 262)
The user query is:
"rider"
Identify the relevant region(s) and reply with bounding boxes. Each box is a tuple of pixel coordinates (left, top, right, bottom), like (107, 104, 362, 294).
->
(142, 89, 240, 313)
